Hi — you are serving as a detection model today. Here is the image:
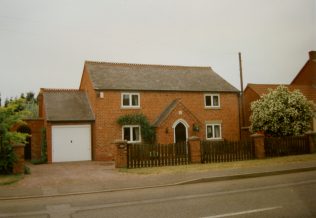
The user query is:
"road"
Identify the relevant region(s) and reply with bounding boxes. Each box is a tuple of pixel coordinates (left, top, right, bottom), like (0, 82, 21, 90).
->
(0, 170, 316, 218)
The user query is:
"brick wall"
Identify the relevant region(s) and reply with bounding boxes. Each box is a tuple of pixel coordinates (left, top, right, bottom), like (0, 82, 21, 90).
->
(79, 68, 97, 160)
(85, 89, 240, 161)
(13, 119, 44, 161)
(24, 119, 44, 160)
(243, 87, 260, 127)
(291, 52, 316, 86)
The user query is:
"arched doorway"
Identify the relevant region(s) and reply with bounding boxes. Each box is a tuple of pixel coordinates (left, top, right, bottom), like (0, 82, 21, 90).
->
(17, 125, 32, 160)
(172, 119, 189, 144)
(175, 123, 186, 143)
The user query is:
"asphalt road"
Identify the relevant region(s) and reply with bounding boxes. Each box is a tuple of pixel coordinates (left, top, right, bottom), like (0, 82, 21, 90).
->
(1, 170, 316, 218)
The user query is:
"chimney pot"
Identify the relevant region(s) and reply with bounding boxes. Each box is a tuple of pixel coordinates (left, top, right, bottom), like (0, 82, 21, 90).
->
(309, 51, 316, 60)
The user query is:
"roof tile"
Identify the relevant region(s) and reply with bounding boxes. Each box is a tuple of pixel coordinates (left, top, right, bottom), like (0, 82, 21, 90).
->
(85, 61, 239, 92)
(43, 90, 95, 121)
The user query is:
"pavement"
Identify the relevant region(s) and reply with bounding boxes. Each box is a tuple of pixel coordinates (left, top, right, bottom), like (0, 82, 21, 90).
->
(1, 159, 316, 200)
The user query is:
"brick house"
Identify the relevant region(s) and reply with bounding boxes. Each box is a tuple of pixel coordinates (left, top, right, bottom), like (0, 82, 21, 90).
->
(32, 61, 241, 163)
(243, 51, 316, 132)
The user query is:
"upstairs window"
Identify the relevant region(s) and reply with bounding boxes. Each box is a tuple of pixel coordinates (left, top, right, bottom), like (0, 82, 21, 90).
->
(206, 124, 222, 139)
(205, 94, 220, 108)
(121, 93, 140, 108)
(123, 125, 141, 143)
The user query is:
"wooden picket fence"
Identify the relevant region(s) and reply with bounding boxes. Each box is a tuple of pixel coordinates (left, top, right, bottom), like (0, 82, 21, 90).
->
(264, 135, 309, 157)
(127, 142, 189, 168)
(201, 140, 255, 163)
(126, 135, 311, 168)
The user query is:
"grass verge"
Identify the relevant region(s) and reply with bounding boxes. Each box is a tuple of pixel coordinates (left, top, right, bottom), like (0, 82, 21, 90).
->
(119, 153, 316, 175)
(0, 174, 23, 186)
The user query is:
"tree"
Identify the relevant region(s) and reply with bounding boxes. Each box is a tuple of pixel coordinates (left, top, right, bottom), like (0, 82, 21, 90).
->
(250, 86, 315, 136)
(26, 92, 36, 103)
(0, 100, 29, 174)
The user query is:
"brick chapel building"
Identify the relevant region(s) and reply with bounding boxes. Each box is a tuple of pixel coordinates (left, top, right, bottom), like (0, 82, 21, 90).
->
(25, 61, 241, 163)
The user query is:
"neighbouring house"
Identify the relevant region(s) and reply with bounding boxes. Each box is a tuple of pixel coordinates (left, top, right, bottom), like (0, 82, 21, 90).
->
(25, 61, 241, 163)
(243, 51, 316, 133)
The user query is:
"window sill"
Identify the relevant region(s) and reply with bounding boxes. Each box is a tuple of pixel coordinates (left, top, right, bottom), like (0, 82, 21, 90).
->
(205, 138, 223, 141)
(126, 141, 142, 144)
(205, 107, 221, 110)
(121, 106, 141, 109)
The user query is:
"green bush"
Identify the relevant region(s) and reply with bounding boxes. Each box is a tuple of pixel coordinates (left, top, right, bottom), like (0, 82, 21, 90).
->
(0, 144, 17, 174)
(250, 86, 315, 136)
(0, 99, 29, 174)
(117, 113, 156, 143)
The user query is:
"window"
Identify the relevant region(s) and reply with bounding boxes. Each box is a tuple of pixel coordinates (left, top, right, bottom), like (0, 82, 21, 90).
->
(122, 125, 141, 143)
(204, 94, 220, 108)
(206, 124, 221, 139)
(121, 93, 140, 108)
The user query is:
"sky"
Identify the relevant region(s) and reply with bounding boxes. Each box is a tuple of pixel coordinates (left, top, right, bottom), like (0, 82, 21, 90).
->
(0, 0, 316, 101)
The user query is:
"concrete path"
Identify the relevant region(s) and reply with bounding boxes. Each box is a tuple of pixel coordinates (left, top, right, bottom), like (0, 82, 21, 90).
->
(1, 160, 316, 200)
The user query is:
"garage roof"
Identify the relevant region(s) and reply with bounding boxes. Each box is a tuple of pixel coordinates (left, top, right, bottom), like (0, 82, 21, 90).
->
(42, 89, 95, 121)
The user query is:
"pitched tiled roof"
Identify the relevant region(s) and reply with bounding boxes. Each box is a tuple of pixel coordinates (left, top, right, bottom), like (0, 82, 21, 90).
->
(85, 61, 239, 92)
(42, 89, 95, 121)
(247, 84, 316, 103)
(152, 99, 201, 127)
(152, 99, 179, 127)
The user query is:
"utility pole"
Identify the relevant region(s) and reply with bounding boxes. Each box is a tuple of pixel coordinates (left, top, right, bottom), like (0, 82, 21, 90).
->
(239, 52, 245, 127)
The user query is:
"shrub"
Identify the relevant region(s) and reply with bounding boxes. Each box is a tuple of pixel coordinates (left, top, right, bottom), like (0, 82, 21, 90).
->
(117, 113, 156, 143)
(250, 86, 315, 136)
(0, 100, 29, 174)
(0, 143, 17, 174)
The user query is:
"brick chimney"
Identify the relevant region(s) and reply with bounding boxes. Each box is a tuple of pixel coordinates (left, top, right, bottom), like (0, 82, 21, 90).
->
(309, 51, 316, 61)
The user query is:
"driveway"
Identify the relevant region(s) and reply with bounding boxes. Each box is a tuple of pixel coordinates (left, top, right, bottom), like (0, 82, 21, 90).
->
(0, 161, 152, 197)
(0, 161, 195, 198)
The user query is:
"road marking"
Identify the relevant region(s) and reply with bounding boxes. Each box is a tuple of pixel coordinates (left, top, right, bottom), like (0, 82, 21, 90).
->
(202, 206, 283, 218)
(46, 204, 74, 218)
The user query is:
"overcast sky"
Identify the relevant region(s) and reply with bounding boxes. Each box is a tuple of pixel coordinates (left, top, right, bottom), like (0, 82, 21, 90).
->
(0, 0, 315, 101)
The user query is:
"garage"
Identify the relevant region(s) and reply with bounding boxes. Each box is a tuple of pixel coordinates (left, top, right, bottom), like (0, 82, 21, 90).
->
(52, 125, 92, 162)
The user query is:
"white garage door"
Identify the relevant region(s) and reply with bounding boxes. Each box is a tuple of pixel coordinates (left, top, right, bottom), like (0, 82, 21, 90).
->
(52, 125, 91, 162)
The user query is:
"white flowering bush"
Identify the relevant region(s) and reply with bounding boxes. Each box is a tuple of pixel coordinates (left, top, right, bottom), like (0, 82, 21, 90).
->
(250, 86, 315, 136)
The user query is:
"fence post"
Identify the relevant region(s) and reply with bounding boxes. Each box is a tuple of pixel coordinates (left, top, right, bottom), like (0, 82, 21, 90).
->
(188, 136, 201, 163)
(114, 140, 128, 168)
(306, 131, 316, 153)
(12, 144, 25, 174)
(251, 133, 265, 159)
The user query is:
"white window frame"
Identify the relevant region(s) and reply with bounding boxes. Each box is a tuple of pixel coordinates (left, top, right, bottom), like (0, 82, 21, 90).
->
(122, 125, 141, 143)
(205, 124, 222, 140)
(204, 94, 220, 108)
(121, 93, 140, 108)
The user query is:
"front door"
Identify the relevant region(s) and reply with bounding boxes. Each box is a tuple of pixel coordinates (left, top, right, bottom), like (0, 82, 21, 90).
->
(175, 122, 187, 143)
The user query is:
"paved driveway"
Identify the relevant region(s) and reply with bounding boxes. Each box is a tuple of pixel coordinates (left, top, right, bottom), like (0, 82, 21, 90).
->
(0, 161, 149, 197)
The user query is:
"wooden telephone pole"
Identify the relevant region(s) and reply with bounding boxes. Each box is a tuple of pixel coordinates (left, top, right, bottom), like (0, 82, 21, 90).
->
(239, 52, 245, 127)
